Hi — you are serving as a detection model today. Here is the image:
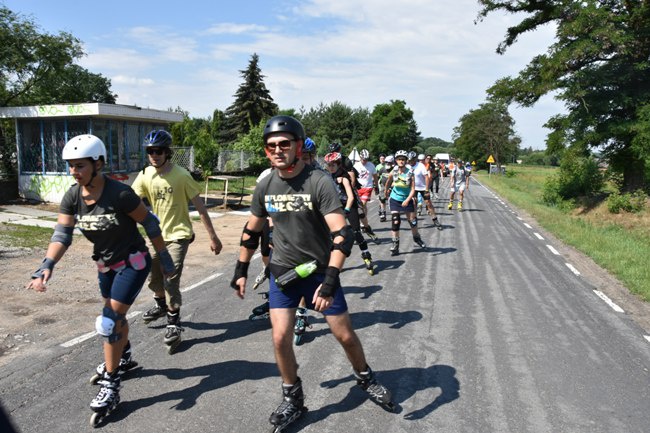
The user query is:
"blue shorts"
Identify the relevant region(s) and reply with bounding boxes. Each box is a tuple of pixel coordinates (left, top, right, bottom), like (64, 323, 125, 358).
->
(389, 197, 415, 213)
(98, 254, 152, 305)
(268, 272, 348, 315)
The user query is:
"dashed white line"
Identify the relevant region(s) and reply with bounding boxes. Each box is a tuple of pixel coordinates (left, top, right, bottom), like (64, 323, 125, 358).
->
(546, 245, 560, 255)
(523, 223, 532, 229)
(517, 217, 523, 221)
(644, 335, 650, 343)
(181, 272, 223, 293)
(565, 263, 581, 276)
(593, 290, 625, 313)
(534, 233, 544, 240)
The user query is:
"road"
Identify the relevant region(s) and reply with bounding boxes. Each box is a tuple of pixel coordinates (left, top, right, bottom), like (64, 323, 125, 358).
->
(2, 178, 649, 433)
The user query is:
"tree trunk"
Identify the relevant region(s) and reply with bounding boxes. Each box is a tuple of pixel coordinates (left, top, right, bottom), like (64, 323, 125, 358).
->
(622, 157, 646, 192)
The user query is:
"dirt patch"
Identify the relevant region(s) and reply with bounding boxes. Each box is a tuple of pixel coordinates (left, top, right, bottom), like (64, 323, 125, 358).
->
(0, 209, 249, 368)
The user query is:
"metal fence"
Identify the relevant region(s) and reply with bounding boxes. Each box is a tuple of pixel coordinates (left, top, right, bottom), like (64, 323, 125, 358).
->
(171, 147, 194, 172)
(216, 150, 252, 173)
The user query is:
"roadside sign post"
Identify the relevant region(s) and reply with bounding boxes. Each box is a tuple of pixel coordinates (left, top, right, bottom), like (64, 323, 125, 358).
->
(487, 155, 495, 177)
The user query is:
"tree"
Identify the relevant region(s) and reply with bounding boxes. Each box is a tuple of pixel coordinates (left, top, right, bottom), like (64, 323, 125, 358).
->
(368, 100, 420, 155)
(222, 53, 278, 143)
(25, 64, 115, 104)
(453, 101, 520, 168)
(0, 6, 118, 175)
(478, 0, 650, 191)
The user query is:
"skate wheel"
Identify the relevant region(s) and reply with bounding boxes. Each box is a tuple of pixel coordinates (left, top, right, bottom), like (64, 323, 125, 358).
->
(167, 340, 181, 355)
(90, 412, 102, 427)
(89, 373, 101, 385)
(294, 333, 303, 346)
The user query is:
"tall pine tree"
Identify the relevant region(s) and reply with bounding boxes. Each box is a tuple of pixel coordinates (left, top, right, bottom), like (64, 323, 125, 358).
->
(222, 53, 278, 144)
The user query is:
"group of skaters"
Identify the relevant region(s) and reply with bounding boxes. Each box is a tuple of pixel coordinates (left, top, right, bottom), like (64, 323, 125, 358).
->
(26, 115, 471, 431)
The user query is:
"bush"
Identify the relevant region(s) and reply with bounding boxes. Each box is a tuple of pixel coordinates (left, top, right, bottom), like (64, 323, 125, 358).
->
(542, 152, 603, 206)
(606, 190, 647, 213)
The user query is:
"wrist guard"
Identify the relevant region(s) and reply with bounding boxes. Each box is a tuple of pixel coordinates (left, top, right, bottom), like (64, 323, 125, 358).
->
(230, 260, 250, 290)
(319, 266, 340, 298)
(32, 257, 55, 279)
(158, 249, 176, 275)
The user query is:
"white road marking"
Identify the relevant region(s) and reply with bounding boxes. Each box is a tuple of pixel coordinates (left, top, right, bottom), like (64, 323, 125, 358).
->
(593, 290, 625, 313)
(644, 336, 650, 343)
(565, 263, 581, 276)
(523, 223, 532, 229)
(517, 217, 523, 221)
(546, 245, 560, 255)
(534, 233, 544, 240)
(181, 272, 223, 293)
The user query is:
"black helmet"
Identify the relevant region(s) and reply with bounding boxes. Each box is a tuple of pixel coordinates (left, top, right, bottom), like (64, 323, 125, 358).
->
(328, 142, 342, 153)
(144, 130, 172, 148)
(262, 115, 305, 143)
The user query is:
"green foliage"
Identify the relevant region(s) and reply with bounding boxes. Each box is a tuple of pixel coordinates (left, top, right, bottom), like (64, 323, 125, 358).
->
(299, 102, 371, 154)
(453, 100, 520, 165)
(222, 53, 278, 144)
(368, 100, 419, 155)
(478, 0, 650, 192)
(542, 151, 603, 207)
(606, 190, 647, 214)
(172, 116, 218, 176)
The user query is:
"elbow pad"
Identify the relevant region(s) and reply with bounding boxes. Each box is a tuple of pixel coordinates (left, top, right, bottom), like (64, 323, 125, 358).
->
(240, 224, 262, 250)
(141, 211, 162, 240)
(330, 225, 354, 257)
(51, 224, 74, 247)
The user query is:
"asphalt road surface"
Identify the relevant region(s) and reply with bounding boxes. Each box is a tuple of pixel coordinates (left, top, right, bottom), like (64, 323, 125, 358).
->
(2, 178, 649, 433)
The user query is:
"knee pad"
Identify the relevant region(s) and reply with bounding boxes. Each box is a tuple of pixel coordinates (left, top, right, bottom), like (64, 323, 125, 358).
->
(95, 307, 125, 343)
(391, 214, 401, 231)
(409, 218, 418, 228)
(422, 191, 431, 201)
(379, 196, 386, 204)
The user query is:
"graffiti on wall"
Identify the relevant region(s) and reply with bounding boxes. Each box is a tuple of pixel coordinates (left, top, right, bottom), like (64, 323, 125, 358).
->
(37, 104, 95, 117)
(20, 173, 136, 203)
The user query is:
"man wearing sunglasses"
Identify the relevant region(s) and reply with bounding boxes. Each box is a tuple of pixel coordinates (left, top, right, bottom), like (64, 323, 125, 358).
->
(230, 115, 394, 431)
(131, 129, 222, 354)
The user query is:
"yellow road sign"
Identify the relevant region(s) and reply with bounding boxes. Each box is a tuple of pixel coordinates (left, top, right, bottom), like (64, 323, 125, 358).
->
(486, 155, 495, 163)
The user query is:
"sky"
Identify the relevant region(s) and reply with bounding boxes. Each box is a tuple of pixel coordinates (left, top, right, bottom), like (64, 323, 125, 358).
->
(4, 0, 564, 150)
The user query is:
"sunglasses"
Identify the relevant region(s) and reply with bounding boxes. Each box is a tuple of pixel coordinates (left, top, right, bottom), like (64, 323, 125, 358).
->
(265, 139, 294, 151)
(146, 148, 166, 155)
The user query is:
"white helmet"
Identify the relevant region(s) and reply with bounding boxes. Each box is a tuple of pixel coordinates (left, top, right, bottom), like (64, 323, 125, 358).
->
(360, 149, 370, 159)
(418, 154, 425, 161)
(385, 155, 395, 163)
(62, 135, 106, 161)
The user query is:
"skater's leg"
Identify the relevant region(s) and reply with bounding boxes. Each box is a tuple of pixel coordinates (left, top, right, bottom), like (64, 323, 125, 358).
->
(325, 312, 367, 373)
(102, 298, 131, 374)
(270, 307, 299, 384)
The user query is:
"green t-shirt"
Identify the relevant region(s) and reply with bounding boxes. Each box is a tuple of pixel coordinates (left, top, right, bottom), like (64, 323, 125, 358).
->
(131, 164, 201, 241)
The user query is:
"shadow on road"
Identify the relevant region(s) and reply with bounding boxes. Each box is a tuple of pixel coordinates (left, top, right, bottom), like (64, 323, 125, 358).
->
(296, 309, 423, 345)
(110, 360, 278, 421)
(304, 364, 459, 424)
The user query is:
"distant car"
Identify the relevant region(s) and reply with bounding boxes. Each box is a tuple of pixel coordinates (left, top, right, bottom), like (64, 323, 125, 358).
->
(434, 153, 450, 176)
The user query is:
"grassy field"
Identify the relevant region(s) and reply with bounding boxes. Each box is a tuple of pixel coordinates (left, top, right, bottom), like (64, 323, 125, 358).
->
(476, 166, 650, 302)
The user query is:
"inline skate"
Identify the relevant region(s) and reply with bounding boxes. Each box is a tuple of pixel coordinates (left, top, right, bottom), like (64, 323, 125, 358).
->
(269, 378, 307, 432)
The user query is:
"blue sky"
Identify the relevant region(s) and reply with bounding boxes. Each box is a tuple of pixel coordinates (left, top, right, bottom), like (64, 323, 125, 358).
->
(4, 0, 563, 150)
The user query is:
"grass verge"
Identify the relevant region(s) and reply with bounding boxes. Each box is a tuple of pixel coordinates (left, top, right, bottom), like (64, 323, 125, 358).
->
(476, 167, 650, 302)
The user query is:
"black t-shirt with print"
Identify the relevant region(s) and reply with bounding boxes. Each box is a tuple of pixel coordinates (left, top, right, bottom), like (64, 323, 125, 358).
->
(60, 177, 147, 265)
(251, 165, 342, 271)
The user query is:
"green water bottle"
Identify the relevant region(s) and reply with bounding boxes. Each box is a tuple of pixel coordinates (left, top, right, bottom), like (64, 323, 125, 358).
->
(275, 260, 318, 288)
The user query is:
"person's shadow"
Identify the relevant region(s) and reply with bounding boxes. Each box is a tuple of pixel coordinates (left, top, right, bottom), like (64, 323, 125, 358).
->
(110, 360, 278, 421)
(295, 309, 423, 345)
(297, 364, 459, 426)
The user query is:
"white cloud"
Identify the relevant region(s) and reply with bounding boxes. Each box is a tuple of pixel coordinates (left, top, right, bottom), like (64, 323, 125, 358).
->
(206, 23, 269, 35)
